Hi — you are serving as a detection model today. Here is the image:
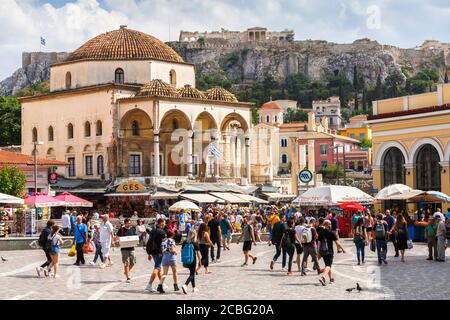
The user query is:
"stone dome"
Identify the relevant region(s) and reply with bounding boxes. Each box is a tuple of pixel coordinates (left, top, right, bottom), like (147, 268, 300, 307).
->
(260, 101, 282, 110)
(205, 87, 238, 102)
(66, 26, 184, 63)
(136, 79, 180, 97)
(178, 85, 206, 99)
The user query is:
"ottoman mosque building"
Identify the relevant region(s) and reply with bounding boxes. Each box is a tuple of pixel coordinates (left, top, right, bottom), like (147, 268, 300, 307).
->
(20, 26, 253, 186)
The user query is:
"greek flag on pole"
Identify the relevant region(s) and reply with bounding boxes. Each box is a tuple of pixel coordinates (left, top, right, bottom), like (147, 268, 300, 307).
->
(208, 143, 222, 158)
(40, 37, 46, 46)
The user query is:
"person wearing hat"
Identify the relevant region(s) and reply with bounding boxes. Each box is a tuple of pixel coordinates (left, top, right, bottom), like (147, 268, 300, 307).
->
(425, 215, 438, 261)
(435, 213, 447, 262)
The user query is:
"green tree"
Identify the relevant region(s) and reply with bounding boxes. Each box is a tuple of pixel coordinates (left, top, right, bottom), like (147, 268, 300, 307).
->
(385, 70, 405, 98)
(15, 81, 50, 97)
(359, 138, 373, 148)
(0, 166, 26, 197)
(0, 96, 21, 146)
(318, 165, 344, 181)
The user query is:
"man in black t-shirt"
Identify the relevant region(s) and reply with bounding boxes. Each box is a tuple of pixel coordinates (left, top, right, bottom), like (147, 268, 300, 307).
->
(145, 218, 167, 293)
(317, 220, 345, 286)
(208, 213, 222, 263)
(116, 218, 137, 283)
(270, 213, 288, 271)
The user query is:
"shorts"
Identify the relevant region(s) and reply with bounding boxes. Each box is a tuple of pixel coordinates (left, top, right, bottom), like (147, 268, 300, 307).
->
(243, 240, 252, 252)
(51, 246, 60, 255)
(121, 249, 136, 266)
(222, 231, 232, 241)
(295, 243, 303, 255)
(101, 241, 111, 258)
(152, 254, 163, 270)
(322, 254, 334, 267)
(162, 254, 177, 267)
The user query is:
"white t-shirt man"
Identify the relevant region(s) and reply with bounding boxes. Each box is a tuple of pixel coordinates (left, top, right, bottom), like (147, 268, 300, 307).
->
(99, 221, 114, 258)
(61, 213, 71, 229)
(93, 212, 100, 220)
(235, 214, 243, 225)
(295, 224, 306, 244)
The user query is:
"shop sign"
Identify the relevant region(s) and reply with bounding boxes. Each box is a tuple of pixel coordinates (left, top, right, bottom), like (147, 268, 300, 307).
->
(116, 180, 146, 193)
(48, 172, 58, 184)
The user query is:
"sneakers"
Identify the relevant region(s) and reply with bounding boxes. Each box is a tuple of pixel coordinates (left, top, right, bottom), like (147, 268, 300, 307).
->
(145, 284, 155, 292)
(211, 259, 216, 264)
(174, 284, 180, 291)
(270, 261, 274, 270)
(300, 271, 307, 276)
(319, 277, 327, 286)
(100, 263, 106, 269)
(192, 287, 199, 293)
(181, 285, 188, 294)
(43, 268, 49, 277)
(287, 271, 294, 275)
(126, 278, 131, 283)
(426, 257, 433, 261)
(252, 257, 257, 264)
(89, 261, 96, 266)
(383, 259, 388, 265)
(36, 267, 42, 278)
(357, 262, 361, 265)
(157, 284, 165, 294)
(281, 267, 286, 271)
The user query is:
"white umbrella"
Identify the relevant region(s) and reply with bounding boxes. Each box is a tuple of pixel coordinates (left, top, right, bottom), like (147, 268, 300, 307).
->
(169, 200, 200, 211)
(375, 184, 414, 200)
(293, 185, 374, 206)
(0, 192, 24, 205)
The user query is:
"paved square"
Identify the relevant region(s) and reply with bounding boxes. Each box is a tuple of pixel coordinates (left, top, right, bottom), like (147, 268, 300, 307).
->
(0, 240, 448, 300)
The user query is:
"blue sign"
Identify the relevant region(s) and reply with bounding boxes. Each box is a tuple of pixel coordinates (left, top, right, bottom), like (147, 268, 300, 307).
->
(298, 169, 313, 183)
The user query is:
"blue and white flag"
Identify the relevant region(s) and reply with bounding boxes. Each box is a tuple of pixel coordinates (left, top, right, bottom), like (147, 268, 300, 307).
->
(208, 143, 222, 158)
(40, 37, 46, 46)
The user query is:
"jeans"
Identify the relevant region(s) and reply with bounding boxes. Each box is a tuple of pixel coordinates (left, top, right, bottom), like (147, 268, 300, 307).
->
(354, 239, 365, 263)
(286, 246, 295, 272)
(93, 243, 104, 263)
(210, 236, 221, 261)
(301, 245, 320, 273)
(376, 240, 387, 262)
(40, 249, 52, 269)
(75, 243, 85, 264)
(272, 244, 287, 268)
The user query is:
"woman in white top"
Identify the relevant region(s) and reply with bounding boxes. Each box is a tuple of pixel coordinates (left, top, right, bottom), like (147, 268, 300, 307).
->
(48, 225, 63, 278)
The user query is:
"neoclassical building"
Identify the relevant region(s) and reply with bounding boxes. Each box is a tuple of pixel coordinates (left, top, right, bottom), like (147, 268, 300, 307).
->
(369, 83, 450, 197)
(20, 26, 253, 184)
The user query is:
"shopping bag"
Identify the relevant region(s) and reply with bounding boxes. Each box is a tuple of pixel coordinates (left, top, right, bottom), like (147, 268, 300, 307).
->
(370, 239, 376, 252)
(407, 239, 413, 250)
(83, 243, 90, 254)
(68, 244, 76, 257)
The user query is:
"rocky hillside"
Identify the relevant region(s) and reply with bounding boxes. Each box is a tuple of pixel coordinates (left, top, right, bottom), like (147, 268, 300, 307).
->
(1, 39, 448, 96)
(169, 38, 449, 87)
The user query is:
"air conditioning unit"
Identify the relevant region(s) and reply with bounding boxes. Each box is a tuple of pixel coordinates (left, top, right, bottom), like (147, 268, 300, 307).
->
(175, 180, 186, 189)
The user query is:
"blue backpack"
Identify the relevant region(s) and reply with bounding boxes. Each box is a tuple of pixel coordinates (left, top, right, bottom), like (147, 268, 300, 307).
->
(181, 243, 194, 266)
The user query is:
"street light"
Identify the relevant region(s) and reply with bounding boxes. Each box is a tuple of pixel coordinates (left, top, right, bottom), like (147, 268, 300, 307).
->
(33, 141, 44, 194)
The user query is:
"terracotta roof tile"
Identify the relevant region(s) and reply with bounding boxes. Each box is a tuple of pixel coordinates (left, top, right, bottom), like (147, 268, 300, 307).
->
(261, 101, 283, 110)
(136, 79, 180, 98)
(0, 150, 68, 166)
(205, 87, 238, 102)
(178, 85, 206, 99)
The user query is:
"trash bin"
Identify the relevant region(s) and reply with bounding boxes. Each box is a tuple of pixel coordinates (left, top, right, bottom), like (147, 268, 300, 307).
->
(414, 225, 425, 242)
(407, 225, 415, 241)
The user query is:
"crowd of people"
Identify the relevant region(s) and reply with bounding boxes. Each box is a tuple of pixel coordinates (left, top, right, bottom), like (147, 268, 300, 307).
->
(34, 204, 450, 290)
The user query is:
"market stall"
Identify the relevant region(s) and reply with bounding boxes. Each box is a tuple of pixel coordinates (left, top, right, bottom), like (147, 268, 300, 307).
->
(0, 193, 25, 237)
(24, 193, 65, 235)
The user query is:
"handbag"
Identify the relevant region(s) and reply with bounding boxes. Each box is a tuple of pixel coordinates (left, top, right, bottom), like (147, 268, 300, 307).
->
(407, 239, 413, 250)
(68, 244, 76, 257)
(370, 239, 376, 252)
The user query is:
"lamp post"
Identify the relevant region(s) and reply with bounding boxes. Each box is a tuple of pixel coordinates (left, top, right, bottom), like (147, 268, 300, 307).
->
(33, 141, 44, 194)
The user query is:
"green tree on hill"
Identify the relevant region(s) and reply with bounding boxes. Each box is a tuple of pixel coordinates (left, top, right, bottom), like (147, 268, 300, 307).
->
(0, 96, 21, 146)
(0, 166, 26, 197)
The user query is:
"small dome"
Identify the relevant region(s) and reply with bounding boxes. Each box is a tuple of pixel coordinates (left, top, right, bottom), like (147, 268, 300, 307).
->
(205, 87, 238, 102)
(261, 101, 282, 110)
(66, 26, 184, 63)
(136, 79, 180, 97)
(178, 85, 206, 99)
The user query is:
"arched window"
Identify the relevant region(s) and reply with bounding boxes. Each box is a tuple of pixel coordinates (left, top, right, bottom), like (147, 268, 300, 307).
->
(97, 155, 104, 175)
(96, 120, 102, 136)
(32, 127, 38, 142)
(383, 147, 405, 187)
(67, 123, 74, 139)
(266, 115, 270, 123)
(281, 138, 288, 148)
(416, 144, 441, 191)
(84, 121, 91, 137)
(132, 120, 139, 136)
(65, 72, 72, 89)
(172, 119, 178, 130)
(169, 69, 176, 86)
(275, 115, 278, 123)
(48, 126, 54, 141)
(115, 68, 124, 84)
(281, 154, 288, 164)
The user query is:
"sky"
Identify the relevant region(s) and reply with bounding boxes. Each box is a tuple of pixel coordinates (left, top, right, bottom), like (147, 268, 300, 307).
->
(1, 0, 450, 80)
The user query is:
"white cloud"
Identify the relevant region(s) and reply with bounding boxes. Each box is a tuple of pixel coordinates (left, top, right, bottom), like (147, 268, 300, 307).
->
(1, 0, 450, 81)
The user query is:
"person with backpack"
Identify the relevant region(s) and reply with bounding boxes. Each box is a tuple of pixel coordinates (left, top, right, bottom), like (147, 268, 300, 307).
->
(280, 220, 300, 275)
(375, 214, 389, 265)
(157, 230, 179, 293)
(317, 220, 346, 286)
(269, 213, 287, 270)
(353, 217, 367, 265)
(384, 210, 399, 257)
(208, 213, 222, 263)
(237, 215, 257, 267)
(181, 229, 201, 294)
(145, 218, 166, 293)
(300, 217, 320, 276)
(116, 218, 138, 283)
(425, 215, 438, 260)
(48, 225, 63, 278)
(36, 220, 55, 278)
(391, 214, 409, 263)
(294, 217, 306, 272)
(220, 213, 234, 251)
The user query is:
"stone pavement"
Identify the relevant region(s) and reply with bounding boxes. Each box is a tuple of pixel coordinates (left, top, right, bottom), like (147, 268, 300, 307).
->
(0, 240, 448, 300)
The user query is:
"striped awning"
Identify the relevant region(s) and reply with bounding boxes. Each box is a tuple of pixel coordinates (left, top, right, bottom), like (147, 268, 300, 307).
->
(209, 192, 249, 204)
(180, 193, 225, 204)
(233, 194, 269, 204)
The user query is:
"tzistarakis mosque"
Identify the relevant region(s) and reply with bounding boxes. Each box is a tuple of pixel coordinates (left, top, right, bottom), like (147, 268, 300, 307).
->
(21, 26, 261, 187)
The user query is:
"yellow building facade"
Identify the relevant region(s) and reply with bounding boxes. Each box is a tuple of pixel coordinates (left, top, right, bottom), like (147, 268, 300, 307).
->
(369, 84, 450, 208)
(339, 115, 372, 164)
